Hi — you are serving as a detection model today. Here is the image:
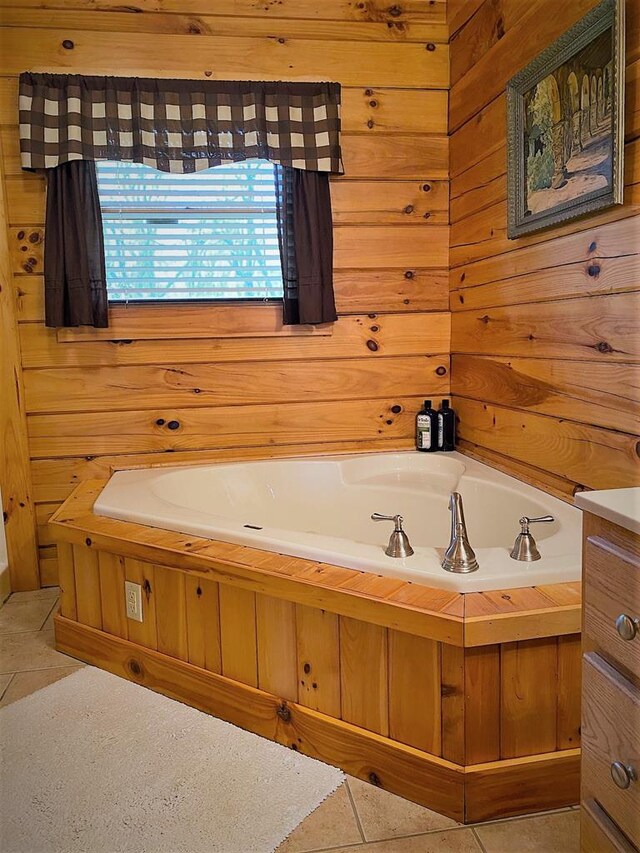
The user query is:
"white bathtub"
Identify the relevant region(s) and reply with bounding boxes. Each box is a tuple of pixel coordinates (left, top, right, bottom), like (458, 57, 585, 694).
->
(94, 451, 581, 593)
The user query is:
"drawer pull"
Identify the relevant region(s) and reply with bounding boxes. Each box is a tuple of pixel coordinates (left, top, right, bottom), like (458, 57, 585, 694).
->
(610, 761, 637, 789)
(615, 613, 640, 641)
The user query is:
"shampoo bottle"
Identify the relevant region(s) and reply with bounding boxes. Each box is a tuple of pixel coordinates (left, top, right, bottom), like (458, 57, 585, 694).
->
(437, 399, 456, 451)
(416, 400, 438, 452)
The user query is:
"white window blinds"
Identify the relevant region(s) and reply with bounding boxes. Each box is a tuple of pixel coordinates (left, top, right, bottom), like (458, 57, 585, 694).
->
(95, 160, 283, 302)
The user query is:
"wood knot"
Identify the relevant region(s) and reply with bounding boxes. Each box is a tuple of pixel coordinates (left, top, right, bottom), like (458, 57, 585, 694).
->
(276, 702, 291, 723)
(391, 405, 402, 414)
(388, 5, 402, 16)
(303, 662, 311, 674)
(368, 772, 382, 786)
(128, 659, 143, 677)
(403, 270, 415, 279)
(495, 16, 505, 38)
(204, 70, 212, 77)
(17, 230, 25, 240)
(425, 42, 436, 51)
(155, 418, 165, 426)
(588, 241, 597, 252)
(62, 39, 74, 49)
(596, 341, 613, 353)
(403, 204, 414, 214)
(367, 119, 374, 129)
(478, 314, 490, 324)
(587, 263, 601, 277)
(369, 99, 377, 108)
(85, 537, 92, 547)
(366, 340, 379, 352)
(364, 89, 373, 97)
(636, 441, 640, 459)
(435, 366, 447, 376)
(167, 420, 180, 430)
(422, 183, 431, 192)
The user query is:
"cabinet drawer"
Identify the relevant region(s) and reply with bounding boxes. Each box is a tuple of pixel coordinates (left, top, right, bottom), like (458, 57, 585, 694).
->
(582, 653, 640, 847)
(581, 799, 638, 853)
(584, 536, 640, 680)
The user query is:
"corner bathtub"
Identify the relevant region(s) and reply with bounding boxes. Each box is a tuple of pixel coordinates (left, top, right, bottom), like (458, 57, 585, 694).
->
(94, 451, 581, 593)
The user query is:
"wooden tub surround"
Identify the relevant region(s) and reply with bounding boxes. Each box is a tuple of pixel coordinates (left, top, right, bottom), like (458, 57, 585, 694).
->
(50, 480, 582, 824)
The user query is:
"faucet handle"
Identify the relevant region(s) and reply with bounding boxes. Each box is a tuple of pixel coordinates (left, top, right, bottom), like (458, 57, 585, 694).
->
(519, 515, 554, 533)
(371, 513, 404, 531)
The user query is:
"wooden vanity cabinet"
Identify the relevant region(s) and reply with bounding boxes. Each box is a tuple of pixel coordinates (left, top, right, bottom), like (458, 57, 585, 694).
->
(581, 513, 640, 852)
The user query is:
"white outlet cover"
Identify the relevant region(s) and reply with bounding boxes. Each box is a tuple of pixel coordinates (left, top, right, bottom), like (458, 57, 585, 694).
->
(124, 581, 143, 622)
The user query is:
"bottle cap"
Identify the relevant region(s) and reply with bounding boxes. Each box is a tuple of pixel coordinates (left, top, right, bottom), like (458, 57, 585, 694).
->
(442, 399, 450, 409)
(424, 400, 432, 409)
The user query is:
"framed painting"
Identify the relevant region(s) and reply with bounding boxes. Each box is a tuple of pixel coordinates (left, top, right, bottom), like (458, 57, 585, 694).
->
(507, 0, 625, 239)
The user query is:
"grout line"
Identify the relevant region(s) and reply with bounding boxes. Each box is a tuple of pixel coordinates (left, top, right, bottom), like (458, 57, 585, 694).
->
(0, 663, 83, 676)
(471, 827, 488, 852)
(39, 599, 60, 631)
(0, 626, 58, 637)
(0, 673, 15, 701)
(344, 778, 367, 844)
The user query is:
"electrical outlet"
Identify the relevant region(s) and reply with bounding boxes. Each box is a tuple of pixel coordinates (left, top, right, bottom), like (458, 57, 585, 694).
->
(125, 581, 143, 622)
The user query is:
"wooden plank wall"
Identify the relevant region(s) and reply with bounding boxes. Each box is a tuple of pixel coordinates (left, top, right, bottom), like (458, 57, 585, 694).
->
(0, 1, 451, 588)
(448, 0, 640, 496)
(59, 542, 582, 764)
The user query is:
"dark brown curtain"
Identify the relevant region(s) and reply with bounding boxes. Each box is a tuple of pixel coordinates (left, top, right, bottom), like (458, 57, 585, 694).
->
(275, 166, 337, 326)
(44, 160, 108, 328)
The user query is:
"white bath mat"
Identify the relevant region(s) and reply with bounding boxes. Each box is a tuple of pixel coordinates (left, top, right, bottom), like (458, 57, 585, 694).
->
(0, 666, 344, 853)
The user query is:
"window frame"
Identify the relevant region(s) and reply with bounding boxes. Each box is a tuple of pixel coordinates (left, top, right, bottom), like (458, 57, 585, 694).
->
(95, 160, 284, 308)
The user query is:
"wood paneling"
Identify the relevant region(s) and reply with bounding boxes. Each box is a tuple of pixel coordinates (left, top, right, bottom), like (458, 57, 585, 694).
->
(295, 605, 341, 717)
(388, 630, 441, 754)
(0, 2, 451, 588)
(500, 639, 558, 759)
(184, 574, 221, 673)
(449, 0, 640, 495)
(53, 527, 583, 819)
(256, 594, 298, 701)
(219, 585, 258, 687)
(339, 616, 389, 736)
(154, 565, 188, 661)
(0, 131, 39, 589)
(453, 397, 639, 492)
(0, 29, 450, 88)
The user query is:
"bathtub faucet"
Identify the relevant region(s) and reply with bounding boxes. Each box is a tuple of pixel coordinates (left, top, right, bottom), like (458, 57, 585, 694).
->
(371, 513, 414, 558)
(441, 492, 479, 574)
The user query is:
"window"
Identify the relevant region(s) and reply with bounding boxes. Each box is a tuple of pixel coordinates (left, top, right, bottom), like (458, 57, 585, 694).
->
(95, 160, 283, 303)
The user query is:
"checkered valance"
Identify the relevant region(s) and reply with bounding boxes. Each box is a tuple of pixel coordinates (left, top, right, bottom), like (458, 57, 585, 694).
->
(19, 73, 343, 174)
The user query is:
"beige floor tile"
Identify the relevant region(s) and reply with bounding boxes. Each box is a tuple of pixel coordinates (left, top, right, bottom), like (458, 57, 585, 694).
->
(0, 665, 83, 707)
(331, 827, 482, 853)
(474, 810, 580, 853)
(0, 629, 78, 674)
(278, 782, 363, 853)
(7, 588, 59, 604)
(0, 673, 13, 699)
(347, 776, 459, 842)
(0, 597, 57, 635)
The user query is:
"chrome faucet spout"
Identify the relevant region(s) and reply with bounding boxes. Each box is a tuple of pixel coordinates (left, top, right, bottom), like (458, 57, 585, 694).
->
(441, 492, 479, 574)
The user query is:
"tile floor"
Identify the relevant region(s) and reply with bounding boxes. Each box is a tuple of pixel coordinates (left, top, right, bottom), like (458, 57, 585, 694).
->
(0, 589, 580, 853)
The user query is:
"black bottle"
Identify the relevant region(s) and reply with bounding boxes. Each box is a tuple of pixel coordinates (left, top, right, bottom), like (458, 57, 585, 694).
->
(437, 399, 456, 451)
(416, 400, 438, 452)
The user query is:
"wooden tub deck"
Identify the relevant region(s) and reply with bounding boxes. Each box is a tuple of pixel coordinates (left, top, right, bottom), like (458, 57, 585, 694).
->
(51, 480, 582, 824)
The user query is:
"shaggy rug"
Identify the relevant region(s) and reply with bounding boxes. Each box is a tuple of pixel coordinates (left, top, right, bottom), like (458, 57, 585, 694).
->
(0, 666, 344, 853)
